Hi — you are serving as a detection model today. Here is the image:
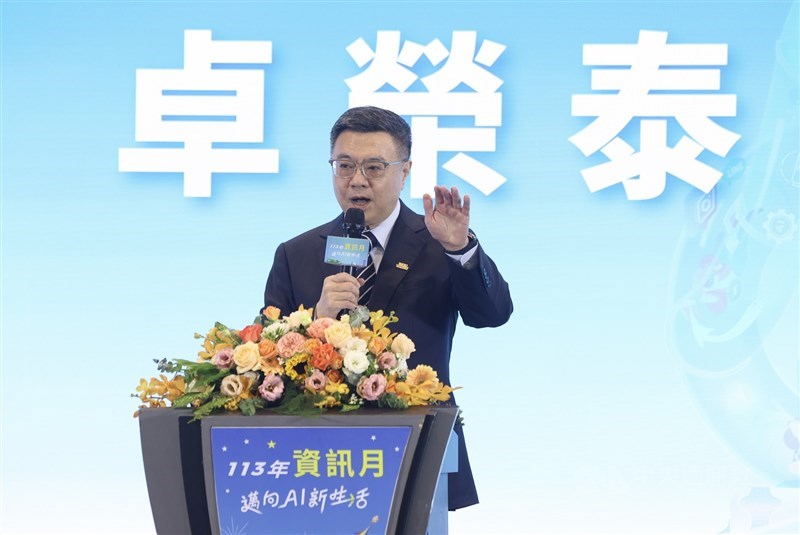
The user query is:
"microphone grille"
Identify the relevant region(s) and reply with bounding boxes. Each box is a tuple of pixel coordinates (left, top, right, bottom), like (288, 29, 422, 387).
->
(344, 208, 365, 226)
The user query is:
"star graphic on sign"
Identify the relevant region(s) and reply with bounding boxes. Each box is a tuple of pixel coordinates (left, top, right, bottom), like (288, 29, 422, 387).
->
(244, 439, 249, 445)
(222, 446, 227, 452)
(268, 440, 276, 449)
(395, 446, 400, 452)
(371, 435, 377, 441)
(225, 489, 230, 494)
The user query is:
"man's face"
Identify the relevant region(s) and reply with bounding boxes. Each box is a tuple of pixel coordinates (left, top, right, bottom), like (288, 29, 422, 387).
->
(331, 130, 411, 229)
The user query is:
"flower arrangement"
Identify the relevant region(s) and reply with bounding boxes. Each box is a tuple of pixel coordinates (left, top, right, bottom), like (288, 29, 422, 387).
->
(134, 306, 456, 420)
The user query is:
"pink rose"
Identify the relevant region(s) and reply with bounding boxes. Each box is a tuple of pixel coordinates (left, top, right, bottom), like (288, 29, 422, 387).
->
(276, 332, 308, 359)
(258, 374, 285, 402)
(304, 370, 328, 393)
(376, 351, 397, 371)
(211, 348, 234, 369)
(307, 317, 336, 341)
(357, 374, 387, 401)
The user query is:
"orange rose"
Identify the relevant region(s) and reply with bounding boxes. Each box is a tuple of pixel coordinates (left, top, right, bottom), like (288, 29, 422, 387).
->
(262, 306, 281, 321)
(239, 324, 262, 343)
(368, 336, 388, 356)
(311, 343, 338, 371)
(258, 339, 278, 359)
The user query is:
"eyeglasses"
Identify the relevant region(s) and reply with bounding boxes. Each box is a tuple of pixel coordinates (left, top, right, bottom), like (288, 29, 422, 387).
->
(329, 159, 408, 180)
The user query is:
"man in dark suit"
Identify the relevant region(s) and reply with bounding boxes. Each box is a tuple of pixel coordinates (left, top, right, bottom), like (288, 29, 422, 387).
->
(263, 106, 513, 510)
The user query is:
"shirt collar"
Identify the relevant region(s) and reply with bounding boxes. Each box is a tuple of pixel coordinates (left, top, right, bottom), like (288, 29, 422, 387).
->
(366, 201, 400, 249)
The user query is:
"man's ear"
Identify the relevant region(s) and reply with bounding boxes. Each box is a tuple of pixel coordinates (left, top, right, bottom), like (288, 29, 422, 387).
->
(402, 160, 412, 184)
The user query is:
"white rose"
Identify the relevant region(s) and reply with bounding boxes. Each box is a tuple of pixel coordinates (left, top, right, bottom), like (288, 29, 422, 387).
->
(392, 357, 409, 379)
(263, 322, 288, 340)
(390, 334, 416, 359)
(287, 309, 313, 329)
(343, 337, 367, 354)
(343, 350, 369, 375)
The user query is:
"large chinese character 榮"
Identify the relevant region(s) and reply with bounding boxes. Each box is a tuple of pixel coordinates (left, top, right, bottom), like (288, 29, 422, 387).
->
(346, 31, 507, 198)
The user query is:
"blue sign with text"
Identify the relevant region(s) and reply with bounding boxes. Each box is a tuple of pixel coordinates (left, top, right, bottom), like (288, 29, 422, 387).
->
(210, 426, 412, 535)
(324, 236, 371, 268)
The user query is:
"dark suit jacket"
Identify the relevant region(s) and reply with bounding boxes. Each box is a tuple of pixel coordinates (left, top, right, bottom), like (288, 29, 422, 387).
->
(263, 201, 513, 509)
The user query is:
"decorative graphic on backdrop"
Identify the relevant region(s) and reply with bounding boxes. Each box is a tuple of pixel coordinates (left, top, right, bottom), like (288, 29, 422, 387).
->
(670, 3, 798, 511)
(346, 31, 507, 198)
(118, 30, 279, 197)
(570, 30, 740, 200)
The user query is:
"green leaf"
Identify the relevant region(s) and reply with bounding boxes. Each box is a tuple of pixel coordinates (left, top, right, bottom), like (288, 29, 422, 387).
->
(172, 386, 213, 408)
(239, 397, 266, 416)
(377, 392, 408, 410)
(189, 395, 231, 421)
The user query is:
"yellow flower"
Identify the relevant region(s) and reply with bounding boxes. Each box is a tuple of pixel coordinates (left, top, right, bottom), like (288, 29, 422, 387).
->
(262, 306, 281, 321)
(284, 353, 309, 381)
(325, 382, 350, 396)
(233, 341, 261, 373)
(314, 395, 341, 408)
(259, 353, 283, 375)
(165, 376, 186, 401)
(370, 310, 398, 337)
(368, 336, 388, 356)
(351, 325, 372, 342)
(406, 365, 437, 387)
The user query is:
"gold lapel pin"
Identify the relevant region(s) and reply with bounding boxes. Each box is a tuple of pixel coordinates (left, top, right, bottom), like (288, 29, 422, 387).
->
(396, 262, 409, 271)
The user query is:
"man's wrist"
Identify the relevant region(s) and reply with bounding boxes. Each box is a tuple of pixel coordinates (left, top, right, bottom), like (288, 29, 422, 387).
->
(444, 231, 477, 255)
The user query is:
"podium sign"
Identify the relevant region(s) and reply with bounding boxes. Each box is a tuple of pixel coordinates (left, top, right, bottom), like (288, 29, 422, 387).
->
(209, 426, 412, 535)
(138, 407, 459, 534)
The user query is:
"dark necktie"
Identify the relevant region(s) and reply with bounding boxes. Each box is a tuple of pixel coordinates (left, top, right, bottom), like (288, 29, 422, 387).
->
(357, 231, 380, 305)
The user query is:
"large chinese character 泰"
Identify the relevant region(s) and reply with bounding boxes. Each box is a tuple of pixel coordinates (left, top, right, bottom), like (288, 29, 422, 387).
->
(345, 31, 507, 198)
(570, 30, 740, 200)
(118, 30, 279, 197)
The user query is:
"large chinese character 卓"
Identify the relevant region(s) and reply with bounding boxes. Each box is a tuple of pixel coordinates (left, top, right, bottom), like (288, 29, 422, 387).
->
(570, 30, 740, 200)
(346, 31, 507, 198)
(119, 30, 279, 197)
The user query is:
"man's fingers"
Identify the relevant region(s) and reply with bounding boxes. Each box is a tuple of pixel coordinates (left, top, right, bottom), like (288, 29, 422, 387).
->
(451, 186, 462, 209)
(423, 193, 434, 218)
(434, 185, 446, 207)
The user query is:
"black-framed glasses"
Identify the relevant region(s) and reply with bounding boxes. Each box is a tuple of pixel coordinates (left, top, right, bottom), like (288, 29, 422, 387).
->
(329, 159, 408, 180)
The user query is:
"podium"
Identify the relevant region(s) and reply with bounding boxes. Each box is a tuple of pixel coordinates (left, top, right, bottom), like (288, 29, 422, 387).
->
(139, 406, 459, 534)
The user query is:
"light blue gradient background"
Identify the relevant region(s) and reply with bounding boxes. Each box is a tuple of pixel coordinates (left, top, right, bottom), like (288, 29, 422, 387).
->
(2, 1, 798, 533)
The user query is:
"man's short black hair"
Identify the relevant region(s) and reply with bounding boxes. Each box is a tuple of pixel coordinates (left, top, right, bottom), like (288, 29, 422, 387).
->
(330, 106, 412, 160)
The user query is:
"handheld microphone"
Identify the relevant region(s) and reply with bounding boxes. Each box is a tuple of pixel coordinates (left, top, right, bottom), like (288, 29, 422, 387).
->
(342, 208, 365, 275)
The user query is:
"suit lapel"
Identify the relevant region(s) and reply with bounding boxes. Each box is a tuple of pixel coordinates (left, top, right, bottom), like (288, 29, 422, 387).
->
(368, 203, 427, 310)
